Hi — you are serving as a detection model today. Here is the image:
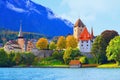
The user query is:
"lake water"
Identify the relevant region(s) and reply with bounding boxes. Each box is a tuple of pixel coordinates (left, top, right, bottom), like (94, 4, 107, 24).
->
(0, 68, 120, 80)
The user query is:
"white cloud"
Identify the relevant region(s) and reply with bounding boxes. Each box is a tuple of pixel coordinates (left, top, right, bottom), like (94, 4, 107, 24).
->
(59, 0, 120, 23)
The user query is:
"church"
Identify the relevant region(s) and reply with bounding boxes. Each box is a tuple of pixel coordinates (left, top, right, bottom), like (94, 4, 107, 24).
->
(73, 19, 94, 53)
(4, 23, 35, 53)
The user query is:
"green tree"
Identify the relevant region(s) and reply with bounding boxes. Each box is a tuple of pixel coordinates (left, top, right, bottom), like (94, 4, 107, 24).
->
(36, 38, 48, 50)
(0, 48, 8, 67)
(52, 50, 64, 61)
(49, 41, 56, 50)
(21, 52, 35, 66)
(91, 35, 107, 64)
(7, 52, 16, 66)
(13, 52, 22, 65)
(71, 48, 81, 60)
(57, 36, 66, 50)
(63, 48, 72, 64)
(106, 36, 120, 66)
(66, 35, 78, 48)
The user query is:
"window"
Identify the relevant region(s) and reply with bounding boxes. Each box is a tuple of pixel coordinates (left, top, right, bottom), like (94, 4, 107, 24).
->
(86, 41, 88, 43)
(81, 44, 83, 46)
(87, 44, 88, 46)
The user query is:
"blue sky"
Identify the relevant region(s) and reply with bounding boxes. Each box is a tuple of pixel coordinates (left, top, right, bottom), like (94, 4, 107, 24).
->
(31, 0, 120, 36)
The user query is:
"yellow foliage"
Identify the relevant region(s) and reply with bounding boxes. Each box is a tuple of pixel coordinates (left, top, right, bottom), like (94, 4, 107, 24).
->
(66, 35, 78, 48)
(36, 38, 48, 50)
(57, 36, 66, 50)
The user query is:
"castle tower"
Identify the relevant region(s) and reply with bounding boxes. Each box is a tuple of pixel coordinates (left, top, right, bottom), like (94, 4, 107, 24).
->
(18, 23, 25, 52)
(78, 27, 92, 53)
(73, 18, 85, 40)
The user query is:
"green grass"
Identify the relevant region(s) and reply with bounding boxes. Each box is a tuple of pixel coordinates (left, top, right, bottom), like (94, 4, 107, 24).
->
(97, 63, 120, 68)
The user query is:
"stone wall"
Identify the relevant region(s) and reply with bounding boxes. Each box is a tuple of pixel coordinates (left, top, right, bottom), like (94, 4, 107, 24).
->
(32, 48, 54, 58)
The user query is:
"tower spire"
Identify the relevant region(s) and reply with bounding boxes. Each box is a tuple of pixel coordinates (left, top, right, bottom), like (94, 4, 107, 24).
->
(18, 21, 23, 38)
(91, 27, 94, 40)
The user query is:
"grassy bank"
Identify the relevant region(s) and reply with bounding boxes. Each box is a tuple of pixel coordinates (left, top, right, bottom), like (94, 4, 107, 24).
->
(97, 63, 120, 68)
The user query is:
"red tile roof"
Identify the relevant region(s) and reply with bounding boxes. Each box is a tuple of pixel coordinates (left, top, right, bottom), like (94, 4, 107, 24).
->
(79, 27, 91, 40)
(69, 60, 81, 65)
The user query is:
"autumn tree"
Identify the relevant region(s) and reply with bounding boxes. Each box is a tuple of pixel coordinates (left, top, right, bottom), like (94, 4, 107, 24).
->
(36, 38, 48, 50)
(57, 36, 66, 50)
(49, 41, 56, 50)
(91, 35, 107, 64)
(66, 35, 78, 48)
(106, 36, 120, 66)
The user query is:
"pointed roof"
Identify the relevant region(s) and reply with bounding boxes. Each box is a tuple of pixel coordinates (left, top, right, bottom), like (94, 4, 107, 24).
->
(74, 18, 85, 27)
(18, 23, 23, 38)
(91, 27, 94, 39)
(69, 60, 81, 65)
(79, 27, 91, 40)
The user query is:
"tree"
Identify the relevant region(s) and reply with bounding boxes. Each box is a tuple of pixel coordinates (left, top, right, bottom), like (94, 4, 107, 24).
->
(57, 36, 66, 50)
(91, 35, 107, 64)
(71, 48, 81, 60)
(66, 35, 78, 48)
(0, 48, 8, 67)
(101, 30, 119, 45)
(36, 38, 48, 50)
(106, 36, 120, 66)
(21, 52, 35, 65)
(52, 50, 64, 61)
(63, 48, 72, 64)
(49, 41, 56, 50)
(7, 52, 16, 66)
(13, 52, 22, 65)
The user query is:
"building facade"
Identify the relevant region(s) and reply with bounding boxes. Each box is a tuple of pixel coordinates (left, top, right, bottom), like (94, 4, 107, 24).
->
(74, 19, 94, 53)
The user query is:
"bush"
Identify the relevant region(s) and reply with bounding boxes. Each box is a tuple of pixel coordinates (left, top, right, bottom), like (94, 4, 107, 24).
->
(79, 56, 88, 64)
(87, 58, 96, 64)
(52, 50, 64, 61)
(39, 57, 63, 65)
(21, 52, 35, 65)
(71, 48, 81, 59)
(7, 52, 16, 66)
(0, 48, 9, 67)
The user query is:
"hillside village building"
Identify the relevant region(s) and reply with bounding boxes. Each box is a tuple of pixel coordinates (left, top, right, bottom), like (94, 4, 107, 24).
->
(73, 19, 94, 53)
(4, 24, 36, 53)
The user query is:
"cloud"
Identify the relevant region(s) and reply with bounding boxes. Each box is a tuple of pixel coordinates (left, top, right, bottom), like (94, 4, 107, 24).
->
(59, 0, 120, 23)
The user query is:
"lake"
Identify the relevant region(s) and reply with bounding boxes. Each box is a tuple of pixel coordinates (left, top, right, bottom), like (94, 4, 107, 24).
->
(0, 68, 120, 80)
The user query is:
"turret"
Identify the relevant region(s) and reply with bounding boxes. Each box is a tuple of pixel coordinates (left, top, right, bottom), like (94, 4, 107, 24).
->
(73, 18, 85, 40)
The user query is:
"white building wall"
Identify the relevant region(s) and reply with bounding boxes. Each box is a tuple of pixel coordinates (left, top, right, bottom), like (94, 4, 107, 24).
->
(78, 40, 92, 53)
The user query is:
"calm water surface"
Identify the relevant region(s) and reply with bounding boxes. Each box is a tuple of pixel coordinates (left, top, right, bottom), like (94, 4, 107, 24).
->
(0, 68, 120, 80)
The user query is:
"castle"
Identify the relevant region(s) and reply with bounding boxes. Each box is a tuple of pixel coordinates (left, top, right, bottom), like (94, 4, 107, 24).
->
(73, 19, 94, 53)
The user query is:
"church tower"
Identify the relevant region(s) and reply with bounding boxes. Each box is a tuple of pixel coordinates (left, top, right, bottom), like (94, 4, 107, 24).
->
(18, 23, 25, 52)
(73, 18, 85, 40)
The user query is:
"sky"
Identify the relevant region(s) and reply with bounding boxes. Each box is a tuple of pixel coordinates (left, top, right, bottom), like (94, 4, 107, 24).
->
(31, 0, 120, 36)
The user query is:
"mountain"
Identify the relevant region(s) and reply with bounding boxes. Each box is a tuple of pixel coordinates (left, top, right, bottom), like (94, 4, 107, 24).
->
(0, 0, 73, 37)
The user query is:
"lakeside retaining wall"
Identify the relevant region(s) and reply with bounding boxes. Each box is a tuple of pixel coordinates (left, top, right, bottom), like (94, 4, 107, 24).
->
(32, 48, 54, 58)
